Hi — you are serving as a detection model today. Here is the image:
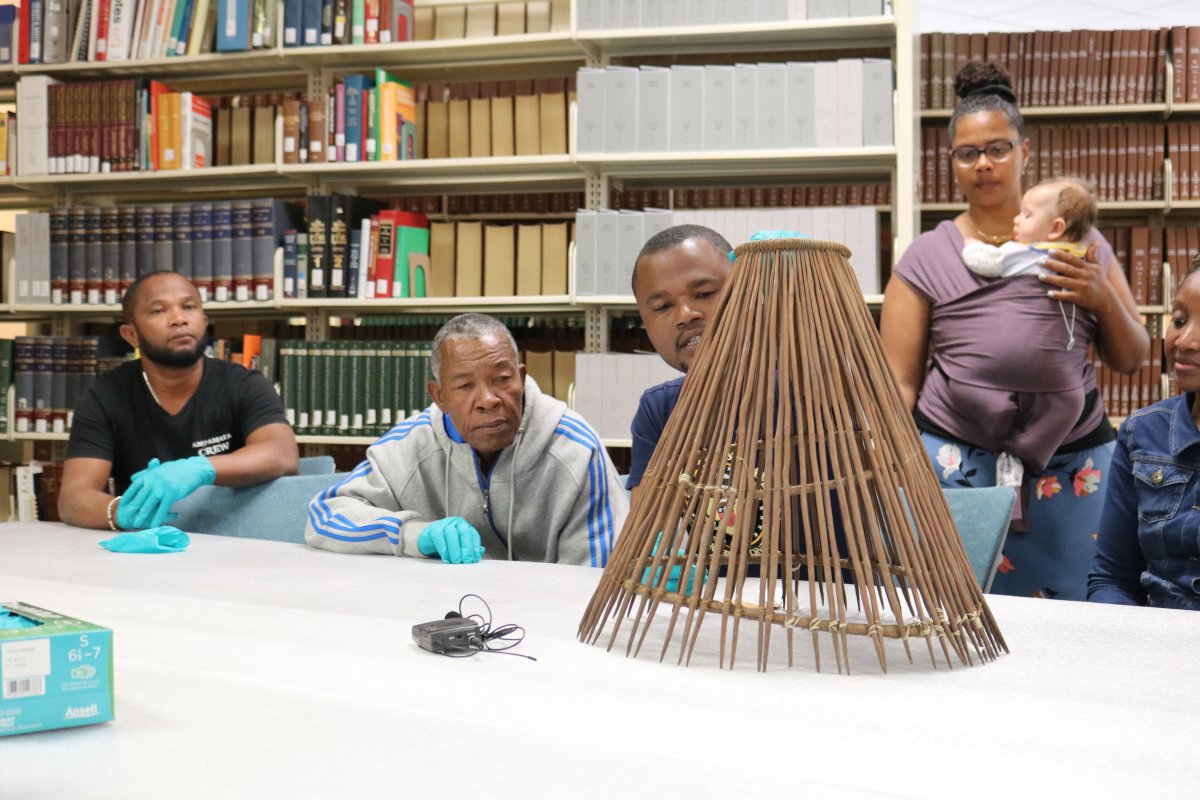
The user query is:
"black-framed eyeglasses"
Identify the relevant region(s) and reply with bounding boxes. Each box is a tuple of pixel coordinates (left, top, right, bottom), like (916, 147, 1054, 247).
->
(949, 140, 1017, 167)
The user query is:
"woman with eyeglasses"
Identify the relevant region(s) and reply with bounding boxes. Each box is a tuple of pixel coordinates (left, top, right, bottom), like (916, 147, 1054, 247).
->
(879, 62, 1149, 601)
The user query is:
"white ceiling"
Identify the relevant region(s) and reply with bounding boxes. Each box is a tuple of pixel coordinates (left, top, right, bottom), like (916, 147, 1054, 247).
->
(916, 0, 1200, 32)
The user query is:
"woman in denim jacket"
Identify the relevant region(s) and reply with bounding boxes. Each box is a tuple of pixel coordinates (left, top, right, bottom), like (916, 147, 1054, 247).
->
(1089, 256, 1200, 610)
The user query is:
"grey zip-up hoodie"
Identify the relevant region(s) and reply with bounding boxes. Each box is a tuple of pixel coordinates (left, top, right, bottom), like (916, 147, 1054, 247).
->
(304, 376, 628, 566)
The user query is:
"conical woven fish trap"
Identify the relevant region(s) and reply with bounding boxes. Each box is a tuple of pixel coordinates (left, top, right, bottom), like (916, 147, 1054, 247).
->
(579, 238, 1007, 673)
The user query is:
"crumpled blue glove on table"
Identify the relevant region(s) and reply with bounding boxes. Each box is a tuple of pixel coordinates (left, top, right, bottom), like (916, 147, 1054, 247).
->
(641, 532, 705, 595)
(117, 456, 215, 530)
(100, 526, 191, 553)
(418, 517, 484, 564)
(0, 610, 40, 629)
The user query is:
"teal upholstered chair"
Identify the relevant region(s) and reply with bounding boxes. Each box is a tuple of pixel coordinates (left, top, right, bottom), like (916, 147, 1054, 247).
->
(942, 486, 1016, 592)
(298, 455, 336, 476)
(615, 476, 1013, 591)
(169, 472, 350, 542)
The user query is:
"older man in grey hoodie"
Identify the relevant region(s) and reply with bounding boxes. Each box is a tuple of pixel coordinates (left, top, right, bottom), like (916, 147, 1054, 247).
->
(305, 314, 627, 566)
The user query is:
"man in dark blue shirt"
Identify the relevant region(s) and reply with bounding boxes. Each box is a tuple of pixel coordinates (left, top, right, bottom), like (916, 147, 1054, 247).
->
(627, 225, 732, 498)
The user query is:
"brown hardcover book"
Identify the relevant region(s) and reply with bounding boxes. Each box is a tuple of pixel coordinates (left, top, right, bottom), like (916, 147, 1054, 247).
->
(985, 31, 1005, 69)
(448, 99, 470, 158)
(468, 97, 491, 157)
(953, 33, 969, 93)
(1153, 27, 1169, 104)
(1148, 227, 1164, 306)
(539, 92, 566, 155)
(1168, 123, 1181, 201)
(526, 1, 550, 34)
(433, 5, 465, 39)
(1153, 121, 1166, 200)
(414, 6, 434, 39)
(1190, 122, 1199, 200)
(216, 98, 232, 167)
(515, 223, 541, 296)
(428, 222, 456, 297)
(541, 221, 568, 294)
(968, 32, 984, 65)
(1048, 31, 1063, 107)
(483, 224, 514, 296)
(1165, 227, 1178, 300)
(1112, 29, 1127, 105)
(1136, 29, 1152, 104)
(919, 33, 930, 109)
(490, 96, 515, 156)
(454, 221, 483, 296)
(1189, 27, 1200, 102)
(552, 351, 574, 404)
(425, 101, 449, 159)
(1115, 125, 1128, 202)
(305, 99, 326, 163)
(253, 97, 275, 165)
(1082, 30, 1097, 105)
(930, 32, 945, 108)
(496, 2, 524, 35)
(1189, 228, 1200, 293)
(1029, 30, 1044, 106)
(1171, 27, 1187, 104)
(282, 98, 301, 164)
(935, 127, 951, 203)
(514, 94, 540, 156)
(1130, 226, 1149, 305)
(1049, 125, 1064, 181)
(1095, 30, 1110, 104)
(464, 3, 495, 37)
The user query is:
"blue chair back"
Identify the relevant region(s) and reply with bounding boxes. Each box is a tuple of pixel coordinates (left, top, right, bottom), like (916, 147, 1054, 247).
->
(169, 472, 350, 542)
(942, 486, 1016, 592)
(298, 455, 336, 475)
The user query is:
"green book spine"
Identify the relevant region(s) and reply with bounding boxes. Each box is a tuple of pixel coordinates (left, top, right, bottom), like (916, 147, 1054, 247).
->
(336, 340, 352, 434)
(347, 341, 364, 435)
(362, 340, 379, 434)
(405, 341, 421, 420)
(260, 337, 277, 386)
(351, 0, 364, 44)
(310, 342, 326, 434)
(279, 340, 297, 428)
(322, 342, 339, 436)
(394, 341, 409, 423)
(295, 342, 311, 435)
(378, 341, 395, 431)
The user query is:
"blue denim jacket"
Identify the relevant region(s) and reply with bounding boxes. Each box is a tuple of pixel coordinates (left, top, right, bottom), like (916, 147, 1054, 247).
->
(1089, 393, 1200, 610)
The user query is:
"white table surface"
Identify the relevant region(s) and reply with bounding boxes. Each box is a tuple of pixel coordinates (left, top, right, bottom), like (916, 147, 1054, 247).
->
(1, 522, 1198, 799)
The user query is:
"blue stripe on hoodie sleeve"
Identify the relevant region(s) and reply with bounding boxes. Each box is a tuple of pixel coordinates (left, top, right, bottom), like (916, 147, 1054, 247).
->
(555, 414, 615, 566)
(559, 414, 615, 560)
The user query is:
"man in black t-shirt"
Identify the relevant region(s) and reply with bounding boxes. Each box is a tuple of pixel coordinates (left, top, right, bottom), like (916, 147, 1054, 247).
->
(60, 272, 299, 531)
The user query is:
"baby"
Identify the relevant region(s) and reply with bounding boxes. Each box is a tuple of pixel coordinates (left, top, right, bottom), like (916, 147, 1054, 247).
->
(963, 176, 1097, 280)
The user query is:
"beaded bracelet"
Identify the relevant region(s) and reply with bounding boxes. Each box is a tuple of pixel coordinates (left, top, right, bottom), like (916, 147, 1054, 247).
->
(106, 495, 123, 532)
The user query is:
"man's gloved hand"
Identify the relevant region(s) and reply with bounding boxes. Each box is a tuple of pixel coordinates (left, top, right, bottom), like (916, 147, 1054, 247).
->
(641, 532, 704, 595)
(117, 456, 216, 530)
(99, 525, 191, 553)
(418, 517, 484, 564)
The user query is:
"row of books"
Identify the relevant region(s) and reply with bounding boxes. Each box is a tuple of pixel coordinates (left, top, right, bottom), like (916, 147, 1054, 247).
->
(1096, 225, 1200, 307)
(425, 220, 570, 299)
(920, 123, 1170, 205)
(1168, 123, 1200, 201)
(608, 183, 893, 211)
(404, 0, 565, 44)
(576, 0, 886, 29)
(919, 27, 1200, 109)
(577, 60, 893, 153)
(285, 197, 431, 299)
(0, 112, 15, 175)
(277, 338, 431, 436)
(575, 205, 882, 296)
(16, 76, 235, 175)
(1093, 339, 1166, 421)
(12, 200, 294, 305)
(0, 462, 54, 522)
(5, 0, 288, 64)
(421, 78, 572, 161)
(391, 190, 584, 217)
(7, 335, 125, 434)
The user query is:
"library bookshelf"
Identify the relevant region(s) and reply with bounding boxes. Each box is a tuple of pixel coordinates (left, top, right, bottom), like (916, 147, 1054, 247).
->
(0, 4, 919, 458)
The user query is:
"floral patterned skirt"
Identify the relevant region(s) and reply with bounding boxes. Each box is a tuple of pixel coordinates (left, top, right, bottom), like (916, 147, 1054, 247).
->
(922, 432, 1115, 601)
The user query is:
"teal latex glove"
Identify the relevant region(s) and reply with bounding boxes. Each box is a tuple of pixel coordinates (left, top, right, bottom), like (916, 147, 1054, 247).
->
(641, 532, 704, 595)
(0, 610, 40, 629)
(418, 517, 484, 564)
(750, 230, 812, 241)
(118, 456, 215, 530)
(99, 526, 190, 553)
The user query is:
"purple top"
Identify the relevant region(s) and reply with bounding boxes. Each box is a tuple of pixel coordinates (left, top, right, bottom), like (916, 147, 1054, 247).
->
(894, 220, 1113, 471)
